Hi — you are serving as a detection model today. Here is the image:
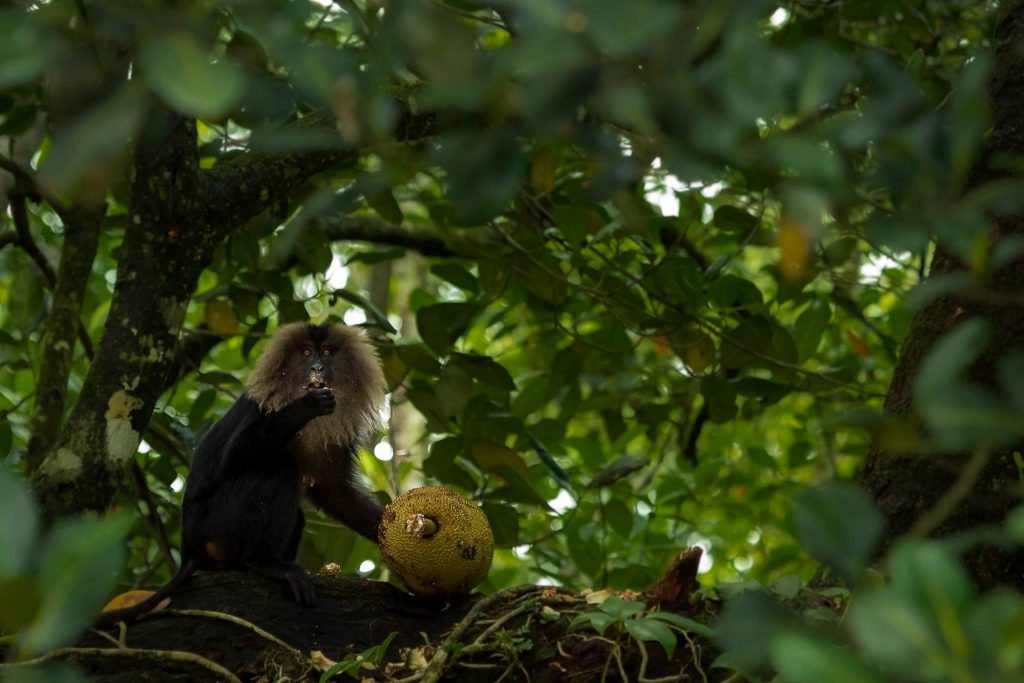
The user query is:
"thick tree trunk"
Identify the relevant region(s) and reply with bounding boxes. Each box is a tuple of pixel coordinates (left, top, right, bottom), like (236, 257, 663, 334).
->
(30, 108, 205, 520)
(859, 2, 1024, 588)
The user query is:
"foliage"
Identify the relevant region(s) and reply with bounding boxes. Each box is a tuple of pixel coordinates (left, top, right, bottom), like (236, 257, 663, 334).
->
(317, 631, 398, 682)
(715, 528, 1024, 683)
(570, 595, 713, 660)
(1, 0, 1024, 680)
(0, 468, 128, 665)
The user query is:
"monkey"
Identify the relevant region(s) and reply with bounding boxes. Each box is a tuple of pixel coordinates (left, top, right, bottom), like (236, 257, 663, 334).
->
(95, 322, 387, 628)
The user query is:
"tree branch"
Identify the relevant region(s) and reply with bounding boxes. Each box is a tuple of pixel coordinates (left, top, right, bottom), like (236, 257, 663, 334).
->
(33, 108, 202, 521)
(26, 205, 104, 470)
(317, 215, 496, 257)
(198, 145, 356, 233)
(0, 154, 68, 214)
(10, 193, 57, 284)
(198, 108, 436, 240)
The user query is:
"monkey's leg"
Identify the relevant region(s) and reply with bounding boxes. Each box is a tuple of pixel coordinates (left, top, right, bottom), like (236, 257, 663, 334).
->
(244, 559, 316, 606)
(284, 510, 305, 561)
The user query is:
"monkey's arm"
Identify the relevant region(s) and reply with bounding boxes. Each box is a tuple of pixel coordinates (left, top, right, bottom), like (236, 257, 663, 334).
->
(189, 391, 335, 497)
(307, 447, 384, 543)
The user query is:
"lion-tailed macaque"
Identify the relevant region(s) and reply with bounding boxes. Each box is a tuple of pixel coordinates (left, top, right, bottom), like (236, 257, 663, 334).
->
(95, 322, 386, 628)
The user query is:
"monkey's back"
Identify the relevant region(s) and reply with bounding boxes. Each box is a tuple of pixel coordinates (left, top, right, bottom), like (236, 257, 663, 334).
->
(181, 395, 303, 567)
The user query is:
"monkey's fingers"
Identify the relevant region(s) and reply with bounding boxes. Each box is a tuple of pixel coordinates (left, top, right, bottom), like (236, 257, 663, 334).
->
(286, 568, 317, 606)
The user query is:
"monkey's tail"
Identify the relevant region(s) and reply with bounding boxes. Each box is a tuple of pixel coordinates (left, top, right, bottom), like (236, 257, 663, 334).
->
(92, 557, 199, 629)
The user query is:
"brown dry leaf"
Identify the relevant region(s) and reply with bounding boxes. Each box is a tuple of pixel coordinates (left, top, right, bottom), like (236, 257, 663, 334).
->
(778, 216, 811, 280)
(846, 329, 869, 357)
(205, 299, 239, 337)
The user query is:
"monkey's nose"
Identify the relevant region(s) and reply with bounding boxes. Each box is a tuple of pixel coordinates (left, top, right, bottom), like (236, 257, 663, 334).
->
(311, 361, 324, 372)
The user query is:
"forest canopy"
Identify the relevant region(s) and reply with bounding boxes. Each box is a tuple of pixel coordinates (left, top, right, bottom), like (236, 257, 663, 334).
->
(1, 0, 1023, 681)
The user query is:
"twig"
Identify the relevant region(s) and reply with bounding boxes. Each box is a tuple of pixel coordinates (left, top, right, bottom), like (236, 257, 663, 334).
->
(590, 635, 629, 682)
(10, 193, 56, 284)
(0, 391, 34, 421)
(0, 155, 67, 214)
(159, 609, 305, 661)
(131, 461, 178, 574)
(911, 449, 993, 538)
(635, 637, 689, 683)
(0, 646, 241, 682)
(393, 585, 541, 683)
(462, 601, 535, 655)
(680, 630, 708, 683)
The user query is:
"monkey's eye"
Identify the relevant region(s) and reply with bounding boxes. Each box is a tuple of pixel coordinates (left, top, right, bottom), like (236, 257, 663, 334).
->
(302, 348, 312, 357)
(322, 348, 332, 357)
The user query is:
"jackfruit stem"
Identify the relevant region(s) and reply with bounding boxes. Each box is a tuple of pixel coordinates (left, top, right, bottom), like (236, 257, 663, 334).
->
(404, 513, 439, 537)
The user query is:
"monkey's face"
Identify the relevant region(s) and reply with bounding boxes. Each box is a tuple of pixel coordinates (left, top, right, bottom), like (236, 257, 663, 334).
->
(299, 342, 334, 390)
(247, 322, 387, 448)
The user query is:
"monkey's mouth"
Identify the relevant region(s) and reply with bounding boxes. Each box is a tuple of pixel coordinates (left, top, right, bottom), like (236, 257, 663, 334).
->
(305, 369, 328, 390)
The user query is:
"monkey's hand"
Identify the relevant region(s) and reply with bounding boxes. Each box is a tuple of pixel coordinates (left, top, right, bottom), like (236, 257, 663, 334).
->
(285, 565, 317, 606)
(293, 388, 336, 420)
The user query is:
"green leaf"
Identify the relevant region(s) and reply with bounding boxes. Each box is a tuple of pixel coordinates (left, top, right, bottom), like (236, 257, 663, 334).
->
(583, 0, 684, 56)
(848, 590, 940, 676)
(912, 319, 1014, 449)
(437, 364, 474, 420)
(552, 204, 606, 244)
(714, 205, 759, 234)
(431, 263, 480, 293)
(707, 275, 763, 311)
(39, 85, 148, 198)
(481, 502, 519, 547)
(434, 128, 524, 223)
(406, 387, 449, 432)
(888, 540, 973, 626)
(0, 574, 43, 633)
(451, 353, 515, 391)
(715, 591, 798, 676)
(319, 632, 399, 683)
(598, 596, 646, 620)
(0, 10, 57, 87)
(570, 611, 618, 635)
(140, 33, 246, 118)
(416, 303, 479, 355)
(397, 344, 441, 375)
(332, 289, 397, 334)
(603, 498, 634, 537)
(0, 468, 38, 576)
(793, 302, 830, 361)
(625, 617, 678, 658)
(588, 455, 644, 489)
(790, 482, 882, 584)
(769, 630, 883, 683)
(470, 439, 529, 478)
(646, 612, 716, 639)
(20, 515, 131, 655)
(366, 187, 404, 225)
(0, 421, 12, 459)
(347, 247, 407, 265)
(701, 377, 737, 423)
(913, 319, 989, 398)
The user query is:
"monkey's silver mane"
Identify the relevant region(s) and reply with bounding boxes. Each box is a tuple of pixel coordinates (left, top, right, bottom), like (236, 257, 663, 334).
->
(246, 323, 387, 453)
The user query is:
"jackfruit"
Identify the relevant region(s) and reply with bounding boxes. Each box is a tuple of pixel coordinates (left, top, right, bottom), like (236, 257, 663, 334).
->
(378, 486, 494, 597)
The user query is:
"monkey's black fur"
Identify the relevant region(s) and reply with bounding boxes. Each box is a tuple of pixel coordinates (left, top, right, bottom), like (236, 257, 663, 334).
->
(95, 323, 385, 628)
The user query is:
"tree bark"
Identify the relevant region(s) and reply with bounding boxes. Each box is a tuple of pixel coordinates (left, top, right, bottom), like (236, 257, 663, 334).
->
(26, 205, 104, 470)
(859, 2, 1024, 588)
(40, 574, 712, 682)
